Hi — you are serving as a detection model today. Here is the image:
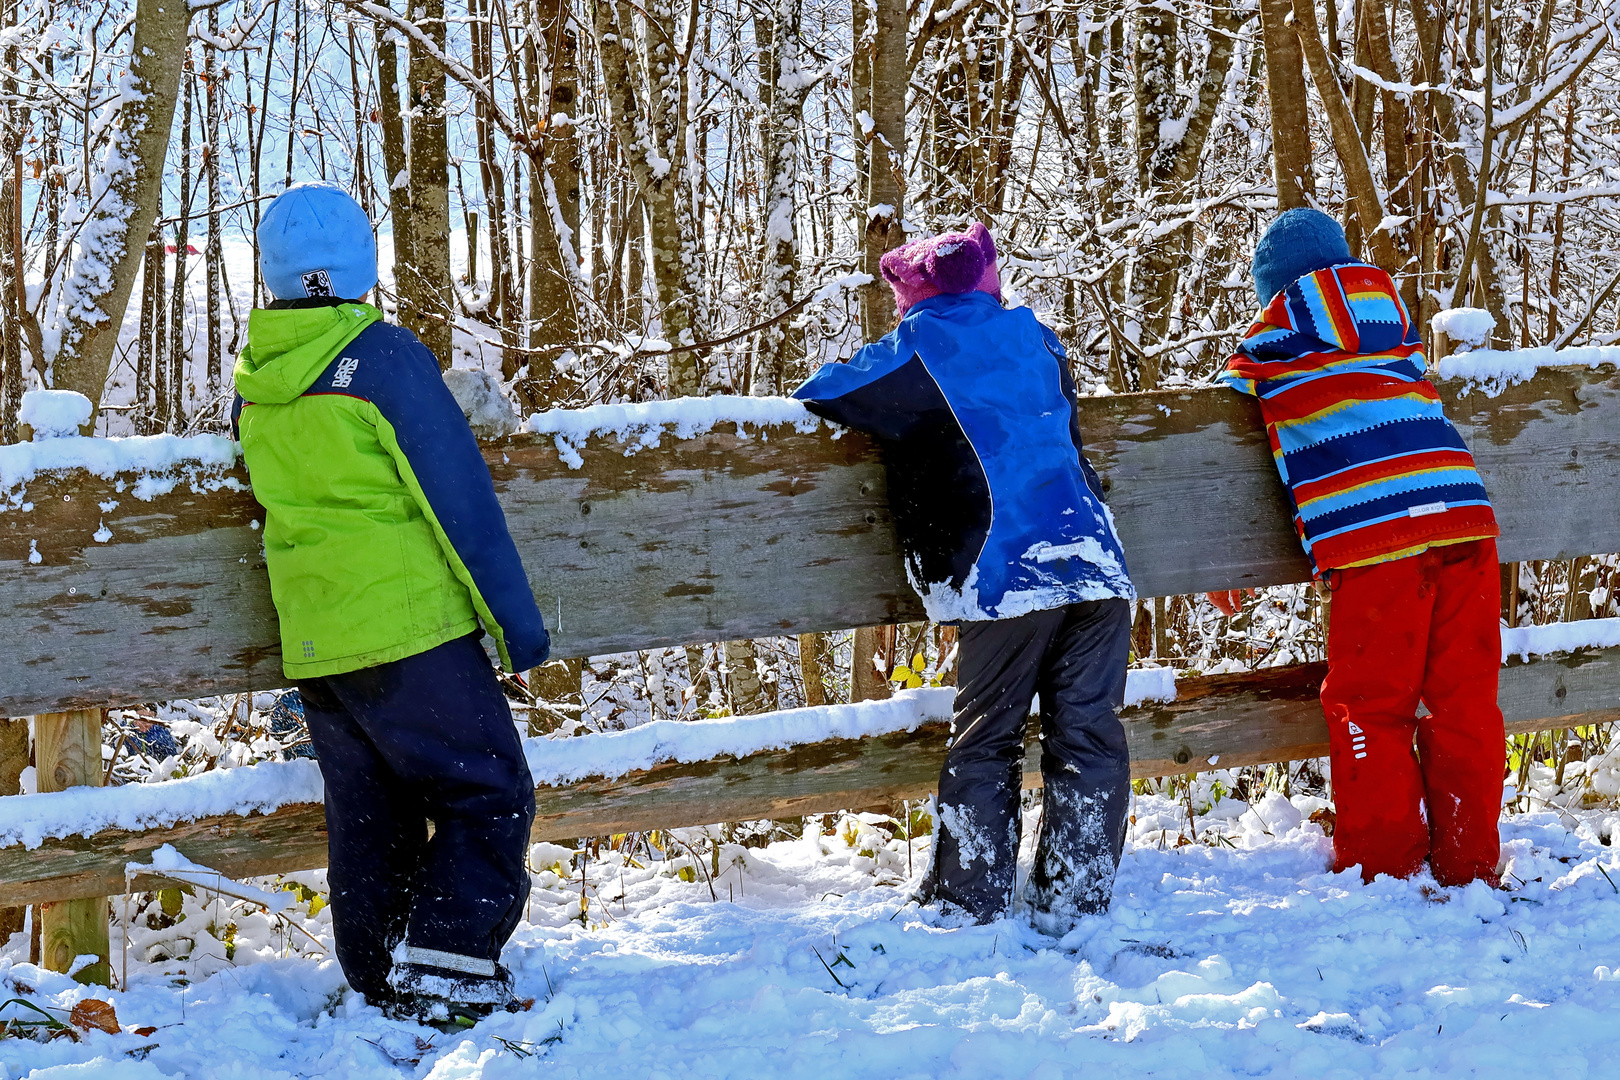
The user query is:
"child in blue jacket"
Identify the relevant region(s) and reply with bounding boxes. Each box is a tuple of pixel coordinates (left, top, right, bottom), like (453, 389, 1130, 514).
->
(794, 224, 1136, 931)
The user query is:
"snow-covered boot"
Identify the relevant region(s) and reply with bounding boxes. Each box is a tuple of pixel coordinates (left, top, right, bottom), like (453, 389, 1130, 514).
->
(385, 948, 519, 1029)
(1024, 784, 1128, 938)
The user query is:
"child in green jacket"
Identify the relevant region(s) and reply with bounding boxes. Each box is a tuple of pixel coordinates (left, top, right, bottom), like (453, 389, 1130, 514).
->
(234, 183, 548, 1024)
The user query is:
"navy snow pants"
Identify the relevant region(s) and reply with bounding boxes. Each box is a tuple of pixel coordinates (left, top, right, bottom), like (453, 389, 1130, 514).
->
(298, 632, 536, 1001)
(921, 599, 1132, 926)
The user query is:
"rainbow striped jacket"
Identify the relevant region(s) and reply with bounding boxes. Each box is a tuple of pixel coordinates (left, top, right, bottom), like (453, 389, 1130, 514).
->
(1220, 263, 1498, 574)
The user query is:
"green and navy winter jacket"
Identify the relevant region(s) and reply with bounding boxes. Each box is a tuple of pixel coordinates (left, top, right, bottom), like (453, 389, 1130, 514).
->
(793, 292, 1135, 622)
(233, 301, 548, 679)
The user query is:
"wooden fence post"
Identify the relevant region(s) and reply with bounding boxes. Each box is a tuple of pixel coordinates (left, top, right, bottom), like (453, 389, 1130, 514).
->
(35, 709, 110, 985)
(0, 718, 26, 942)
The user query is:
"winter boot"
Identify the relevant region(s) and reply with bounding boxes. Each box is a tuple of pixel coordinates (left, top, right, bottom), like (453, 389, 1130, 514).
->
(385, 949, 519, 1029)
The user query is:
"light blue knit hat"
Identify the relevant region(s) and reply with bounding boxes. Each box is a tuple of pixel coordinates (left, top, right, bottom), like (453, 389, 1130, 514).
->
(257, 182, 378, 301)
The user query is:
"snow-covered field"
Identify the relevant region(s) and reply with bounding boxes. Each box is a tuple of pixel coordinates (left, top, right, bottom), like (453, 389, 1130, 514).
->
(4, 796, 1619, 1079)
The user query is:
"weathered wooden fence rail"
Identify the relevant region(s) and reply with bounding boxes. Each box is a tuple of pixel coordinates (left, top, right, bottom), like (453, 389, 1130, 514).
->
(1, 364, 1618, 910)
(4, 643, 1615, 907)
(7, 366, 1618, 717)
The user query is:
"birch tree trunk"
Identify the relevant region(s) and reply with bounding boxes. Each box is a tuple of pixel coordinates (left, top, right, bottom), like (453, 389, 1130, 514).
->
(722, 639, 766, 715)
(50, 0, 191, 422)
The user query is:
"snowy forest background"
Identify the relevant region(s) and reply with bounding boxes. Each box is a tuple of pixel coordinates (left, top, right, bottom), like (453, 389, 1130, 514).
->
(0, 0, 1618, 810)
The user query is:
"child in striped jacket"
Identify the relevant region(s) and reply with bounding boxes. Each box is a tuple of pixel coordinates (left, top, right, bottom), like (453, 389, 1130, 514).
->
(1213, 208, 1504, 886)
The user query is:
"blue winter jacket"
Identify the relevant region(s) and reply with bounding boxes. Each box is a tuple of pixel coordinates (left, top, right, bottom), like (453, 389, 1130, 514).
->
(793, 292, 1134, 622)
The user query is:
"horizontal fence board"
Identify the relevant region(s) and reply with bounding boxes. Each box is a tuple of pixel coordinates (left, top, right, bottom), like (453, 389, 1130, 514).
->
(1, 365, 1617, 716)
(3, 646, 1614, 906)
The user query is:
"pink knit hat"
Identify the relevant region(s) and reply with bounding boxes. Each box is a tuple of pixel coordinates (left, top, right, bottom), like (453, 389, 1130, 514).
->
(879, 222, 1002, 317)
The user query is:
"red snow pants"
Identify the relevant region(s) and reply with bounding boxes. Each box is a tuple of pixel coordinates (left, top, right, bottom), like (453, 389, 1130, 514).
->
(1318, 538, 1504, 886)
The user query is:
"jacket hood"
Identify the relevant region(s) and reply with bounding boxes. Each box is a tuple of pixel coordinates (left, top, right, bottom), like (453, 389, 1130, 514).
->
(1238, 262, 1411, 362)
(234, 302, 383, 403)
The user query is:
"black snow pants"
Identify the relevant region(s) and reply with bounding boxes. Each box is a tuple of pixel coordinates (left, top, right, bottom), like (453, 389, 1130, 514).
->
(298, 631, 536, 1001)
(920, 598, 1132, 927)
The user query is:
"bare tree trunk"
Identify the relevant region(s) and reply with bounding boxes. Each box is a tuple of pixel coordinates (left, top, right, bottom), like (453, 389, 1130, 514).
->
(377, 7, 412, 303)
(169, 60, 193, 431)
(851, 624, 895, 703)
(285, 0, 301, 188)
(469, 0, 505, 349)
(984, 13, 1033, 218)
(846, 0, 907, 701)
(753, 0, 806, 394)
(1548, 43, 1579, 339)
(0, 0, 24, 443)
(592, 0, 705, 395)
(851, 0, 871, 238)
(135, 235, 157, 433)
(148, 232, 168, 433)
(1411, 0, 1504, 329)
(686, 644, 714, 712)
(1259, 0, 1313, 210)
(205, 16, 222, 401)
(723, 638, 766, 715)
(50, 0, 191, 420)
(1289, 0, 1396, 272)
(1129, 1, 1241, 381)
(857, 0, 906, 340)
(248, 2, 278, 306)
(523, 0, 583, 405)
(798, 633, 828, 706)
(349, 22, 372, 216)
(403, 0, 453, 365)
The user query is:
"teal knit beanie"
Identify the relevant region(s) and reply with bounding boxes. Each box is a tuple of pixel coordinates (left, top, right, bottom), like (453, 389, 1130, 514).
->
(1251, 208, 1352, 306)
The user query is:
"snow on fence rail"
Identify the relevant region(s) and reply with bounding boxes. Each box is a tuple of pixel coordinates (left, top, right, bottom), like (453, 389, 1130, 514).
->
(2, 364, 1620, 905)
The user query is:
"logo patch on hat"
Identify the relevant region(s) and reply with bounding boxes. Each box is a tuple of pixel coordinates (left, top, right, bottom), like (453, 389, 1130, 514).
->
(300, 269, 335, 297)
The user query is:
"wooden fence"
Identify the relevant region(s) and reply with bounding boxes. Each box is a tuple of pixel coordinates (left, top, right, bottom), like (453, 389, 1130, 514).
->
(1, 365, 1617, 944)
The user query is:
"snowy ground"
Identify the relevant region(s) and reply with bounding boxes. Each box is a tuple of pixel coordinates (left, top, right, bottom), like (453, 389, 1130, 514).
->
(4, 796, 1619, 1079)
